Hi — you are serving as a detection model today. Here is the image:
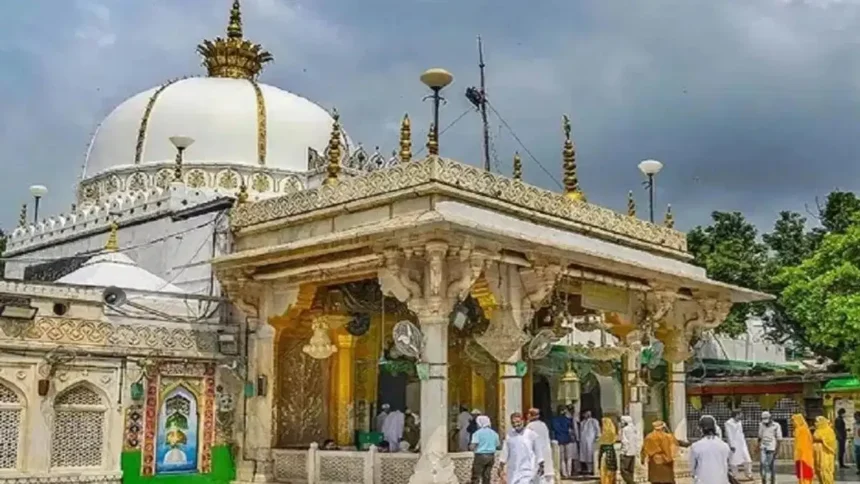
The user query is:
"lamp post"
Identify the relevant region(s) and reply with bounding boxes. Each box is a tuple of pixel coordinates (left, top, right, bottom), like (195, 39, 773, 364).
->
(420, 68, 454, 150)
(169, 136, 195, 181)
(637, 159, 664, 223)
(28, 185, 48, 223)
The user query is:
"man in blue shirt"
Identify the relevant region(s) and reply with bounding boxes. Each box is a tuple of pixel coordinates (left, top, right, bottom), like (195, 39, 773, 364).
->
(470, 415, 501, 484)
(551, 405, 577, 478)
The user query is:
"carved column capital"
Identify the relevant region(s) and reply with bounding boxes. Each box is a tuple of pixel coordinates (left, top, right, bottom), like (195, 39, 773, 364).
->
(686, 297, 733, 338)
(219, 270, 262, 318)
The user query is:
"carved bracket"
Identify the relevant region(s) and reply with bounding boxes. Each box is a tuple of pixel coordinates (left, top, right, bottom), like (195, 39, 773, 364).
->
(219, 270, 262, 317)
(378, 249, 422, 304)
(519, 263, 562, 310)
(685, 297, 733, 339)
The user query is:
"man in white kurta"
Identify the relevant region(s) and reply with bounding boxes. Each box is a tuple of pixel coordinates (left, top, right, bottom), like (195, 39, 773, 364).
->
(500, 412, 545, 484)
(724, 410, 752, 480)
(579, 410, 601, 475)
(457, 407, 476, 451)
(381, 408, 405, 452)
(690, 416, 731, 484)
(375, 403, 390, 433)
(527, 408, 555, 483)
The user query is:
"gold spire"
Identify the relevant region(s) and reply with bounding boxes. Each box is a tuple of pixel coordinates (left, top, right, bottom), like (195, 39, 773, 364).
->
(664, 204, 674, 228)
(426, 123, 439, 156)
(325, 110, 343, 185)
(399, 114, 412, 163)
(627, 191, 636, 217)
(196, 0, 273, 80)
(512, 152, 522, 180)
(562, 115, 584, 202)
(237, 183, 249, 204)
(104, 221, 119, 252)
(227, 0, 242, 39)
(18, 204, 27, 228)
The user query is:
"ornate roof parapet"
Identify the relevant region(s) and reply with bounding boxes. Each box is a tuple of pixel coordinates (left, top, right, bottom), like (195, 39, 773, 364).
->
(77, 162, 305, 208)
(5, 184, 236, 255)
(229, 156, 690, 255)
(196, 0, 273, 80)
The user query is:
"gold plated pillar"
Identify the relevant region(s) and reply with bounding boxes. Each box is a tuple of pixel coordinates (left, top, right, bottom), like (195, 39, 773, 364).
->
(333, 332, 356, 446)
(471, 370, 486, 411)
(522, 370, 534, 411)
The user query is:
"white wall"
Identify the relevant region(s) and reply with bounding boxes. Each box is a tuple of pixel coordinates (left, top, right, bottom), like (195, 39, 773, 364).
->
(696, 316, 787, 364)
(4, 209, 229, 296)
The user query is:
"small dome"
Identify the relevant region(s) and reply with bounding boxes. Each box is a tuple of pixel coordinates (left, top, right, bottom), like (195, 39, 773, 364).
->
(57, 251, 185, 293)
(83, 77, 341, 179)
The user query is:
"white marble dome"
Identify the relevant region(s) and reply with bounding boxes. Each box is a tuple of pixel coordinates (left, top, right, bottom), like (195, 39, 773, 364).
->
(83, 77, 341, 179)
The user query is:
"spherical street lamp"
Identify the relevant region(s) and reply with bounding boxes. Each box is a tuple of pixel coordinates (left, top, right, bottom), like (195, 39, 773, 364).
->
(169, 136, 195, 181)
(637, 159, 664, 223)
(420, 68, 454, 153)
(28, 185, 48, 223)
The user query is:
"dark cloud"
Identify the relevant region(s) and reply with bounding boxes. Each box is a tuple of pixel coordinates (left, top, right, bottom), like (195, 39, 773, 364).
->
(2, 0, 859, 237)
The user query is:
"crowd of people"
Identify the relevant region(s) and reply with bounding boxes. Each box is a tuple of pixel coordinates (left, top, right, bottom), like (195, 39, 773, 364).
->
(321, 403, 860, 484)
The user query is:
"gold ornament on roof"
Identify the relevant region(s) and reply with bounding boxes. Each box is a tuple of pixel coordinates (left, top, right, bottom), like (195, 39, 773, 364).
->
(105, 221, 119, 252)
(399, 114, 412, 163)
(627, 191, 636, 217)
(237, 183, 249, 204)
(664, 204, 674, 228)
(325, 110, 342, 186)
(426, 123, 439, 156)
(18, 204, 27, 228)
(196, 0, 273, 80)
(562, 115, 585, 202)
(512, 152, 522, 180)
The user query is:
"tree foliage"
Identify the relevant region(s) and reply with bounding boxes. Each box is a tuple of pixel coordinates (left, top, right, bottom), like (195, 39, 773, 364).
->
(687, 191, 860, 367)
(777, 223, 860, 371)
(687, 212, 766, 337)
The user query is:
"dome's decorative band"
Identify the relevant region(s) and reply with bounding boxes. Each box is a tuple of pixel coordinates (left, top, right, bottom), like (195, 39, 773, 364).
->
(249, 79, 267, 165)
(134, 78, 183, 164)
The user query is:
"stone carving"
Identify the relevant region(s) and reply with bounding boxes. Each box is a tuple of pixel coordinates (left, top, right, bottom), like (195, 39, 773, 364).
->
(230, 157, 687, 252)
(0, 317, 218, 354)
(518, 263, 562, 325)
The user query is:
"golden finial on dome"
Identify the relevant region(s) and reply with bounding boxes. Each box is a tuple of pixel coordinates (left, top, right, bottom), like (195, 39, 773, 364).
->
(664, 204, 674, 228)
(627, 191, 636, 217)
(18, 204, 27, 228)
(562, 115, 584, 202)
(512, 152, 522, 180)
(197, 0, 273, 80)
(426, 123, 439, 156)
(325, 110, 343, 185)
(399, 114, 412, 163)
(104, 220, 119, 252)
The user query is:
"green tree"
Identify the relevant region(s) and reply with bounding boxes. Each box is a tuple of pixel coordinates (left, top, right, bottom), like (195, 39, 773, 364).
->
(777, 223, 860, 372)
(687, 212, 767, 337)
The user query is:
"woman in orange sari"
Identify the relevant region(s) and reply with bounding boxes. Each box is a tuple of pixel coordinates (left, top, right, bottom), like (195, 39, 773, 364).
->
(792, 414, 814, 484)
(813, 416, 836, 484)
(641, 421, 677, 484)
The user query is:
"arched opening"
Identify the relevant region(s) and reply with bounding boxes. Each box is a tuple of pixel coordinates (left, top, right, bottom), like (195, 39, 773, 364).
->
(51, 384, 107, 469)
(532, 374, 554, 423)
(0, 380, 23, 470)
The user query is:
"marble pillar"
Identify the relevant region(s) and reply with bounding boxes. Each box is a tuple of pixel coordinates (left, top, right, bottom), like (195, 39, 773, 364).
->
(499, 354, 523, 435)
(247, 318, 276, 481)
(668, 362, 687, 440)
(333, 333, 356, 446)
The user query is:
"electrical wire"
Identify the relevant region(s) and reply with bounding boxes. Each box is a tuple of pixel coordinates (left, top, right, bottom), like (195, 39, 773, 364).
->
(486, 101, 564, 190)
(412, 107, 473, 157)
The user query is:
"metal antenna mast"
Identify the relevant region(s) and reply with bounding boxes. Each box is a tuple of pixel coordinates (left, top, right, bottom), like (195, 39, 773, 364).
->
(466, 36, 491, 172)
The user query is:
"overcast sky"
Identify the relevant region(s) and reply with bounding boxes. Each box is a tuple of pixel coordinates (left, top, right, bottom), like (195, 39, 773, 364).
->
(2, 0, 860, 236)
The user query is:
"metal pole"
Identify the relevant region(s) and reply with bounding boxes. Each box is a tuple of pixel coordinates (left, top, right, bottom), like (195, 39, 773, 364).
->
(478, 36, 490, 172)
(432, 88, 441, 144)
(648, 174, 655, 223)
(33, 197, 41, 224)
